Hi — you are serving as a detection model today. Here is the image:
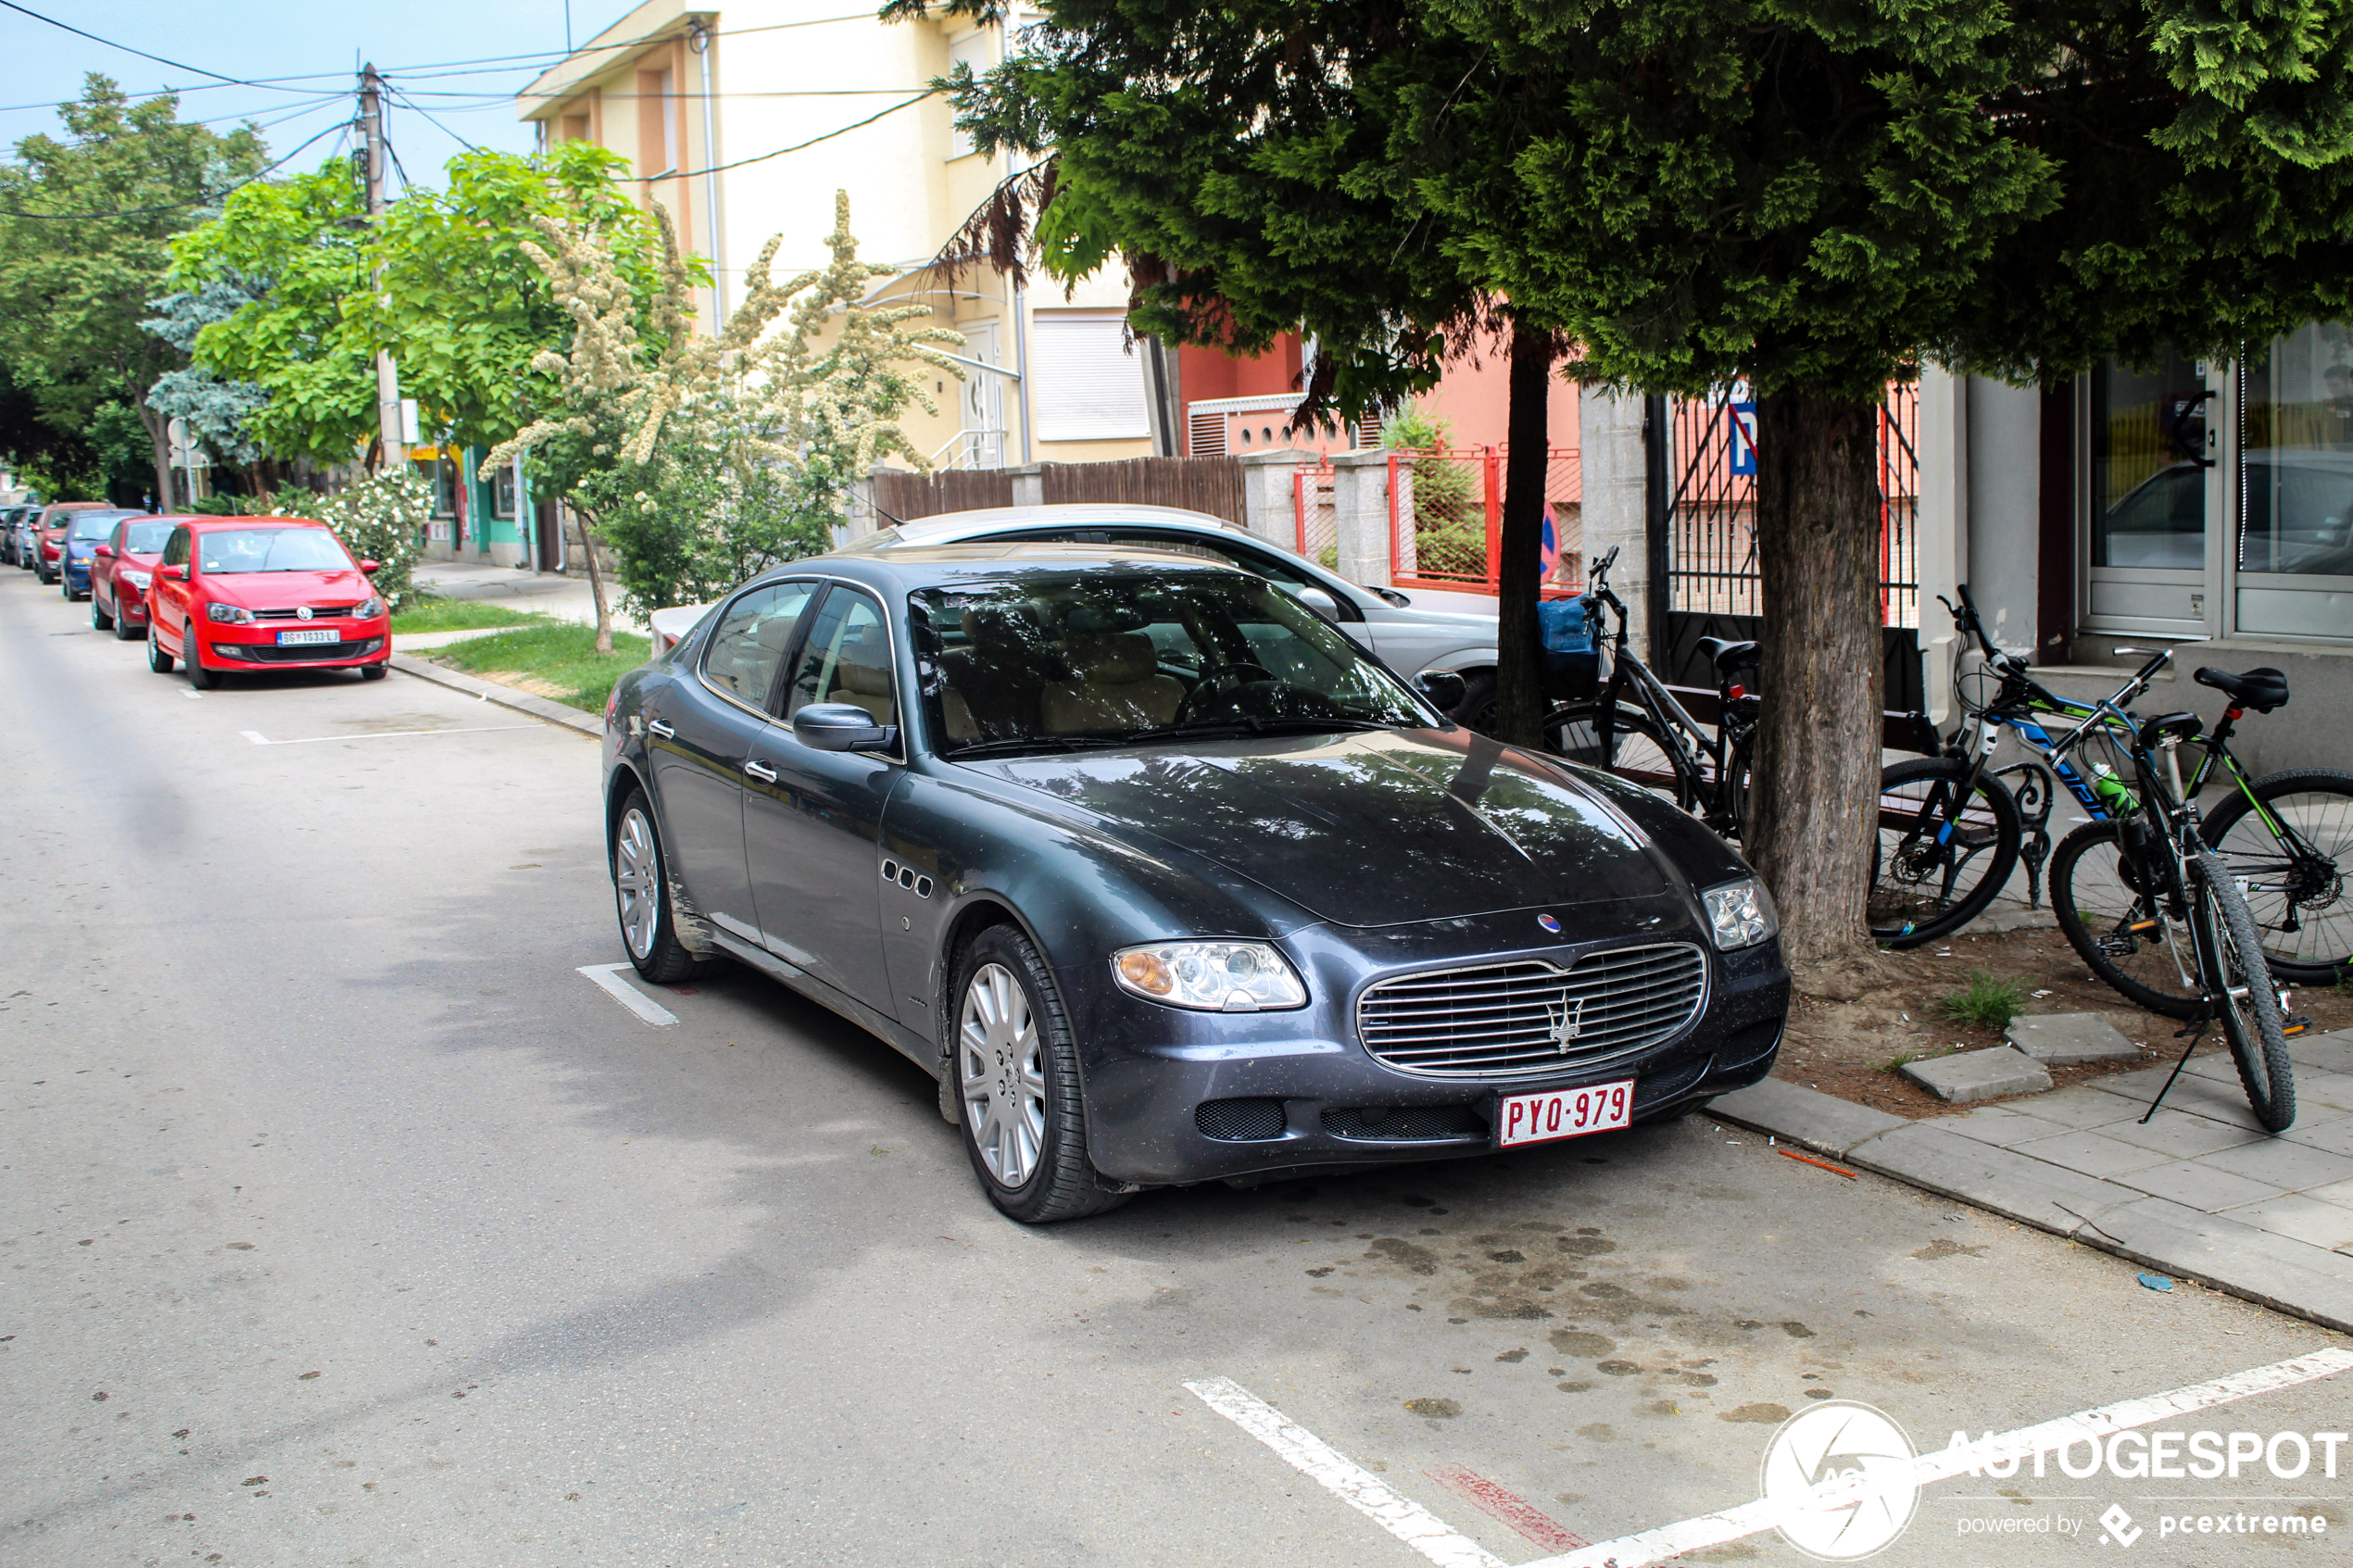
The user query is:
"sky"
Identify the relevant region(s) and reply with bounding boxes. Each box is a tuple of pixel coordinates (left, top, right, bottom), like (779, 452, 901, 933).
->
(0, 0, 592, 189)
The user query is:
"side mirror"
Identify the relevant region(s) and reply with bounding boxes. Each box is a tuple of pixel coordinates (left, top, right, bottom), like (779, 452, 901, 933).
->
(359, 558, 381, 575)
(159, 563, 186, 581)
(792, 703, 898, 754)
(94, 546, 114, 558)
(1296, 585, 1342, 619)
(1416, 669, 1468, 713)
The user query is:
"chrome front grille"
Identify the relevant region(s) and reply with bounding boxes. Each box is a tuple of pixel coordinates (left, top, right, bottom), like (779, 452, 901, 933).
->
(1355, 944, 1707, 1078)
(253, 606, 353, 621)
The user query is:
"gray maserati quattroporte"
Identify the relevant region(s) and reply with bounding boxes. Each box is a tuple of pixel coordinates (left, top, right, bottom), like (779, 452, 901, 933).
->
(602, 543, 1789, 1221)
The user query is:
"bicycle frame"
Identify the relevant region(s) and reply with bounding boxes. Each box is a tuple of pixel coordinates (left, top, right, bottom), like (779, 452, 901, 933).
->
(1577, 554, 1755, 835)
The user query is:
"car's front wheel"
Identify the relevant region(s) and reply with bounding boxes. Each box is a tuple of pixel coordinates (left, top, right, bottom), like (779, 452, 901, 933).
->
(950, 924, 1127, 1223)
(91, 592, 112, 631)
(184, 622, 222, 690)
(146, 618, 173, 674)
(611, 789, 712, 984)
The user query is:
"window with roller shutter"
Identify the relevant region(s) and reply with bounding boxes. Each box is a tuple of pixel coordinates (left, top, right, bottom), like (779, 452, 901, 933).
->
(1030, 312, 1152, 442)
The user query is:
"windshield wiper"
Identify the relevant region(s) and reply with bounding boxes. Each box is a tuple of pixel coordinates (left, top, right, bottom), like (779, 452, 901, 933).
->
(946, 734, 1145, 759)
(1112, 716, 1400, 745)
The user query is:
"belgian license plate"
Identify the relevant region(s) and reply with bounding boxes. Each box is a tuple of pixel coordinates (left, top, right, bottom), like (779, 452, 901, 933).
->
(1495, 1080, 1634, 1148)
(276, 628, 337, 646)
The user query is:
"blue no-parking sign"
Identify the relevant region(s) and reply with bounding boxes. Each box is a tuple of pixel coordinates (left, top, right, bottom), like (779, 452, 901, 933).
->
(1728, 401, 1758, 477)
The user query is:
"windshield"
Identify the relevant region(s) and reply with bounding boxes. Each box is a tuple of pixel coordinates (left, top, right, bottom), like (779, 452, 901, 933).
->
(120, 521, 172, 554)
(70, 511, 138, 540)
(196, 527, 353, 574)
(912, 571, 1428, 758)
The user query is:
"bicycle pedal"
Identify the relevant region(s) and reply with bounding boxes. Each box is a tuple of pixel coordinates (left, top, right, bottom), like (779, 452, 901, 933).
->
(2284, 1015, 2312, 1037)
(2128, 919, 2161, 934)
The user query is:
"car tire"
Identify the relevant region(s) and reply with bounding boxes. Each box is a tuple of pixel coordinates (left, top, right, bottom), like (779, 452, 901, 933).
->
(1453, 670, 1498, 734)
(146, 618, 174, 674)
(610, 789, 715, 984)
(184, 622, 222, 690)
(112, 610, 139, 642)
(950, 923, 1129, 1223)
(92, 593, 112, 631)
(359, 662, 387, 681)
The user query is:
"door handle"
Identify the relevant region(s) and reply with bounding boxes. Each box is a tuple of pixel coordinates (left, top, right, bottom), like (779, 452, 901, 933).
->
(648, 719, 675, 739)
(744, 759, 778, 784)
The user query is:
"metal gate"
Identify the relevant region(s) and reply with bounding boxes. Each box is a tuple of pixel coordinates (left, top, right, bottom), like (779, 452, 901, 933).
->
(1659, 385, 1923, 709)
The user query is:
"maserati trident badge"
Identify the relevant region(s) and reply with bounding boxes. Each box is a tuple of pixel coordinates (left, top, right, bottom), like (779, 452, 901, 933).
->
(1548, 996, 1583, 1053)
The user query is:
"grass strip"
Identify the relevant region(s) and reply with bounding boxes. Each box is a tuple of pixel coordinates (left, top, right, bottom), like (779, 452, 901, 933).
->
(390, 598, 550, 633)
(434, 622, 648, 712)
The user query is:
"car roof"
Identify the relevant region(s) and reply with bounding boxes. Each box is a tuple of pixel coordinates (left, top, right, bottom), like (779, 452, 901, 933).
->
(182, 515, 329, 530)
(856, 503, 1247, 548)
(767, 540, 1256, 596)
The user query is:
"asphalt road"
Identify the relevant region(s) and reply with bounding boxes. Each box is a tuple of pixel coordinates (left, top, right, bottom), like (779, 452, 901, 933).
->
(4, 565, 2347, 1568)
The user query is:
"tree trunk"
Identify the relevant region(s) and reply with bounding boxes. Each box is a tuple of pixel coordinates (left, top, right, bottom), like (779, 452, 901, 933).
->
(1491, 323, 1554, 746)
(137, 401, 174, 513)
(571, 502, 616, 656)
(1744, 387, 1884, 975)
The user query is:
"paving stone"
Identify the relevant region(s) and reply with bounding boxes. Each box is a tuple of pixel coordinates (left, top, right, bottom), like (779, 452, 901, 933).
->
(2003, 1085, 2140, 1131)
(1939, 1105, 2076, 1149)
(1846, 1124, 2145, 1236)
(2006, 1013, 2143, 1065)
(2293, 1071, 2353, 1115)
(1899, 1047, 2052, 1104)
(2009, 1128, 2172, 1179)
(1709, 1078, 1910, 1156)
(2090, 1110, 2267, 1161)
(2193, 1137, 2353, 1192)
(2088, 1197, 2353, 1329)
(2221, 1194, 2353, 1252)
(2302, 1176, 2353, 1210)
(2089, 1069, 2267, 1131)
(2288, 1033, 2353, 1076)
(2283, 1117, 2353, 1158)
(2118, 1160, 2289, 1211)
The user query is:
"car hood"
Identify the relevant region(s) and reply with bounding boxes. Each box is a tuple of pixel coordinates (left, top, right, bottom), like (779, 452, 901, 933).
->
(1376, 584, 1505, 622)
(974, 728, 1676, 927)
(201, 569, 369, 606)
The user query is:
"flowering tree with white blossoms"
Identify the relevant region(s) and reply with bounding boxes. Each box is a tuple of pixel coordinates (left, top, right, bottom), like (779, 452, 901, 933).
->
(489, 191, 963, 649)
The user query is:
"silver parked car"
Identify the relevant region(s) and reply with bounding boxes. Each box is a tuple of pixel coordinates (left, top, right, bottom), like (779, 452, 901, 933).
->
(649, 505, 1513, 721)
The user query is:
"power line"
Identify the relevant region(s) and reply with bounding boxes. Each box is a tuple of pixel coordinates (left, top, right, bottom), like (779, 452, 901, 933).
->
(0, 117, 352, 220)
(0, 0, 318, 94)
(384, 85, 481, 155)
(650, 92, 937, 182)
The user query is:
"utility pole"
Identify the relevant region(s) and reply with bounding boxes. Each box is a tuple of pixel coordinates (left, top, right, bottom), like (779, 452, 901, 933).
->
(359, 66, 408, 472)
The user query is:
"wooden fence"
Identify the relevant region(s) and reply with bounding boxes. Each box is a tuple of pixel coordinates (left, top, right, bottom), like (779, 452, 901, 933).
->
(870, 456, 1246, 527)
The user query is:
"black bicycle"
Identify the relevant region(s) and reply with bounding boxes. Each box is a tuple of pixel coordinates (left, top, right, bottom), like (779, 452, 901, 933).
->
(1541, 552, 2020, 952)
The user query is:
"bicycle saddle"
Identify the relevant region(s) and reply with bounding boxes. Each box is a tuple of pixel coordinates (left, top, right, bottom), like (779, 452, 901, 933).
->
(2194, 665, 2289, 712)
(1695, 636, 1761, 675)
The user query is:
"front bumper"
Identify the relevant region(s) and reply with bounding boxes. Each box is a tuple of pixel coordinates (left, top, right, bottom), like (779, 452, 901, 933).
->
(1061, 901, 1790, 1185)
(197, 621, 391, 669)
(63, 558, 94, 593)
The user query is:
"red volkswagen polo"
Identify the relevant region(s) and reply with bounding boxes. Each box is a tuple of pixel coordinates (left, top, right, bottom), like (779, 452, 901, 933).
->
(144, 518, 391, 689)
(90, 513, 179, 638)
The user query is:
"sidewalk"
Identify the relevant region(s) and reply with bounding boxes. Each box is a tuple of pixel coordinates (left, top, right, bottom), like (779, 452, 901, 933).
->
(409, 560, 642, 633)
(1715, 1031, 2353, 1332)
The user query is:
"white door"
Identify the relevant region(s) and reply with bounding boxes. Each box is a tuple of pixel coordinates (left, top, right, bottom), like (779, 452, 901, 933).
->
(960, 321, 1006, 469)
(2082, 351, 2221, 637)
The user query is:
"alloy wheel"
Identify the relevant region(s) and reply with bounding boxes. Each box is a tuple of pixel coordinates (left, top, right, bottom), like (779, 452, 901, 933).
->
(613, 807, 661, 960)
(959, 962, 1046, 1189)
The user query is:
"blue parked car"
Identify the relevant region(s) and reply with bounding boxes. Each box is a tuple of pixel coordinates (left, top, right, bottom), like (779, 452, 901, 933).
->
(57, 508, 143, 599)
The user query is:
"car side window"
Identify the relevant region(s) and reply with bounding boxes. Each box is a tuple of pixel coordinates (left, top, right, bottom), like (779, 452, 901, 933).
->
(162, 528, 190, 568)
(1102, 530, 1364, 621)
(698, 581, 816, 712)
(786, 589, 896, 729)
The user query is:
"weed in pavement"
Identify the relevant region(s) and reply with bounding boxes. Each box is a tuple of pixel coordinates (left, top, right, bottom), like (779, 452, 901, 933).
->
(1932, 969, 2030, 1031)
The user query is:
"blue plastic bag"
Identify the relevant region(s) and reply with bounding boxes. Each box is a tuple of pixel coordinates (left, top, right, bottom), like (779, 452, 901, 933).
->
(1537, 595, 1598, 679)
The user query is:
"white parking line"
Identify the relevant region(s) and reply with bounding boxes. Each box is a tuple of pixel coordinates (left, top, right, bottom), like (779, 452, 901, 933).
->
(1184, 1376, 1507, 1568)
(1521, 1346, 2353, 1568)
(576, 963, 679, 1027)
(242, 724, 538, 746)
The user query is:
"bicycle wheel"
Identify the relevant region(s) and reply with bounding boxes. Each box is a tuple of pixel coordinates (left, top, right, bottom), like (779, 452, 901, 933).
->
(1869, 758, 2020, 948)
(2190, 850, 2296, 1131)
(2200, 768, 2353, 985)
(1542, 701, 1687, 806)
(2049, 820, 2203, 1020)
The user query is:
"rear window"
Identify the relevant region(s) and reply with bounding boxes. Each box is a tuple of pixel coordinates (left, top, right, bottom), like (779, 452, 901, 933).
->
(195, 527, 353, 574)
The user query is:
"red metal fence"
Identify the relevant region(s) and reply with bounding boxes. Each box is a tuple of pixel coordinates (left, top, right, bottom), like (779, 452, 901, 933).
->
(1390, 447, 1582, 593)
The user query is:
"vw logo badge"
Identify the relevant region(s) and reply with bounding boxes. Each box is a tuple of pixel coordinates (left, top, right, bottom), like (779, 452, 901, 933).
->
(1537, 913, 1561, 934)
(296, 606, 313, 621)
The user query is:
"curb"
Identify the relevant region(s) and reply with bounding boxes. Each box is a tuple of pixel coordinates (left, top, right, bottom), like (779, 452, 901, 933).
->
(1712, 1078, 2353, 1335)
(388, 652, 604, 739)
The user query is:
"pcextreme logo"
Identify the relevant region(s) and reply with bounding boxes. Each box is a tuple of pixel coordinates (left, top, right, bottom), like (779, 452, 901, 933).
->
(1760, 1400, 1921, 1560)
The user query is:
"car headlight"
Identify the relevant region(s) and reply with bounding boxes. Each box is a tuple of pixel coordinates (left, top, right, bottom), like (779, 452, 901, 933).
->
(206, 602, 253, 624)
(123, 571, 151, 589)
(1702, 876, 1778, 950)
(355, 595, 384, 619)
(1112, 940, 1308, 1011)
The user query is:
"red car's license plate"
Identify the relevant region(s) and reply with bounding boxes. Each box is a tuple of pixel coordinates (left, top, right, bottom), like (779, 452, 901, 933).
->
(276, 628, 338, 646)
(1495, 1080, 1634, 1147)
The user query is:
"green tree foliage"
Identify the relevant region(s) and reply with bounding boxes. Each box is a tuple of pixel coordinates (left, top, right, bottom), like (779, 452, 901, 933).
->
(143, 280, 271, 477)
(922, 0, 2353, 966)
(490, 192, 961, 644)
(0, 76, 266, 507)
